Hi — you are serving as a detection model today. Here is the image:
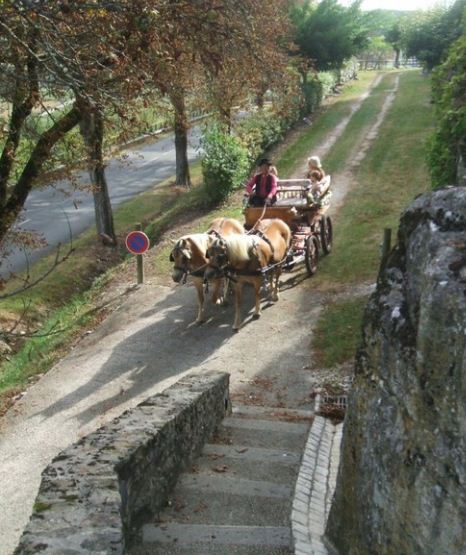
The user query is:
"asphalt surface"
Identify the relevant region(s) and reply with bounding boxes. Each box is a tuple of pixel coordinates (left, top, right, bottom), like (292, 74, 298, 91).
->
(0, 126, 202, 278)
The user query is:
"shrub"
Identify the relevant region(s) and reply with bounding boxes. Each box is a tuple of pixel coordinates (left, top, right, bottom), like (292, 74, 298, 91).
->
(317, 72, 336, 100)
(200, 123, 249, 205)
(428, 30, 466, 188)
(236, 110, 286, 165)
(302, 73, 324, 114)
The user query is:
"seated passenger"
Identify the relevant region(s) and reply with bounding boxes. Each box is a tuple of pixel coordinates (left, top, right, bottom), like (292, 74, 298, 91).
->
(244, 158, 278, 207)
(305, 170, 331, 205)
(306, 155, 325, 182)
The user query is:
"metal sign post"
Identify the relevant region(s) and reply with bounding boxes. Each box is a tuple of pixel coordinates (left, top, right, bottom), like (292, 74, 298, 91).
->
(125, 224, 150, 284)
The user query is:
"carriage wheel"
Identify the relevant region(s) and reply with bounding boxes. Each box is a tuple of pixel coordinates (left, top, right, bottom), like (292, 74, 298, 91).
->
(320, 216, 333, 255)
(305, 235, 319, 276)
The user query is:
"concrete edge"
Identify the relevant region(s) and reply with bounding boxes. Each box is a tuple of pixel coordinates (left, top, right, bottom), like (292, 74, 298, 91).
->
(14, 371, 230, 555)
(291, 415, 343, 555)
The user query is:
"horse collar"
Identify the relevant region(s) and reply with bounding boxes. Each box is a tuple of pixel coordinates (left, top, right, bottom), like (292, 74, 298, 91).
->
(251, 230, 275, 256)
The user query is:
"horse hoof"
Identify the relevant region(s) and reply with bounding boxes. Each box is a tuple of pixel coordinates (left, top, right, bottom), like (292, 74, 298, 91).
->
(252, 313, 261, 320)
(232, 326, 240, 333)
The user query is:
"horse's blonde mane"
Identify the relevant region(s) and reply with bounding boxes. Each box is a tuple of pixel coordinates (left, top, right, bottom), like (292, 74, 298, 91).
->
(224, 235, 258, 264)
(179, 233, 210, 254)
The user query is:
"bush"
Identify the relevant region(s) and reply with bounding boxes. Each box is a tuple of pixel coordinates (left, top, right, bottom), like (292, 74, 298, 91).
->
(200, 123, 249, 205)
(428, 30, 466, 188)
(236, 110, 285, 165)
(302, 73, 324, 114)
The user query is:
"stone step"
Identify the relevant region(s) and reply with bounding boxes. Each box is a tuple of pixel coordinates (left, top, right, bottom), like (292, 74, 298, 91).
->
(202, 443, 301, 466)
(213, 417, 309, 452)
(129, 412, 311, 554)
(157, 473, 292, 526)
(128, 524, 293, 555)
(130, 544, 292, 555)
(232, 404, 314, 422)
(195, 447, 300, 484)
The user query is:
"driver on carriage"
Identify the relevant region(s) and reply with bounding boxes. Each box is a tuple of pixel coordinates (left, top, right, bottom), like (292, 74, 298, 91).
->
(244, 158, 278, 207)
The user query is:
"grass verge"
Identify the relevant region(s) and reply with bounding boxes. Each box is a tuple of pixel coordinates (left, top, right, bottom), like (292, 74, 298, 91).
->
(312, 296, 369, 368)
(310, 70, 434, 368)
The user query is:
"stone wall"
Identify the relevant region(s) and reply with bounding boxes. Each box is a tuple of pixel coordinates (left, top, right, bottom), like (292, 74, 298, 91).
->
(326, 187, 466, 555)
(14, 371, 230, 555)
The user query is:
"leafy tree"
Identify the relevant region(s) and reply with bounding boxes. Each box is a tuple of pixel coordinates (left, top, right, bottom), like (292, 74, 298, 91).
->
(0, 1, 149, 248)
(428, 27, 466, 188)
(385, 23, 403, 67)
(358, 35, 393, 69)
(404, 0, 466, 70)
(289, 0, 368, 112)
(290, 0, 368, 72)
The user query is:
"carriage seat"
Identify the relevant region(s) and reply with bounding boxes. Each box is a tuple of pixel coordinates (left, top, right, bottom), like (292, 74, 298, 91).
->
(275, 179, 310, 205)
(275, 177, 331, 206)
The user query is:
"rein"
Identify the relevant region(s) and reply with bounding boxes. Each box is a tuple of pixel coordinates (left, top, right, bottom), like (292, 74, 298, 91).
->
(246, 203, 268, 234)
(174, 262, 209, 285)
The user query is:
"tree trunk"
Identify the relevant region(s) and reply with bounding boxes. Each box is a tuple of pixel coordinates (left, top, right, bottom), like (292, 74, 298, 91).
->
(221, 105, 232, 133)
(394, 48, 401, 68)
(0, 104, 81, 245)
(170, 89, 191, 187)
(0, 55, 39, 209)
(80, 108, 116, 245)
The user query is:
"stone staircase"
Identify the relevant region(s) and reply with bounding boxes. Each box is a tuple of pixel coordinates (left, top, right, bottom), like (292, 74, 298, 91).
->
(128, 405, 313, 555)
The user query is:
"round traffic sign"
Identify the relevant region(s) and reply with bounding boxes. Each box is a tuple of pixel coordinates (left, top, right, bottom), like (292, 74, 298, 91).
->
(125, 231, 150, 255)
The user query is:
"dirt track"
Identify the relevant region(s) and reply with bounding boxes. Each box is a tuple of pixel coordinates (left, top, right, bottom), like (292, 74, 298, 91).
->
(0, 72, 396, 555)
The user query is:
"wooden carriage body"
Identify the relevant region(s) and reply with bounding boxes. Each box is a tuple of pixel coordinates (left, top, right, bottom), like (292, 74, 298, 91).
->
(244, 177, 333, 275)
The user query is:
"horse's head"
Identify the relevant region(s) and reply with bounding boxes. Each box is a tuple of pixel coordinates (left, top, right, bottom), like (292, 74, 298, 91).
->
(169, 238, 193, 283)
(205, 237, 229, 280)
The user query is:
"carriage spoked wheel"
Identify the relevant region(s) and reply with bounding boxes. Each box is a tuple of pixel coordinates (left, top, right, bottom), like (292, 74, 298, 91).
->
(320, 215, 333, 255)
(305, 235, 319, 276)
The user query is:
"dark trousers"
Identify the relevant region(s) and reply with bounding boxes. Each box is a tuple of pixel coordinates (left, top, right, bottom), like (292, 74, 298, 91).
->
(249, 195, 276, 207)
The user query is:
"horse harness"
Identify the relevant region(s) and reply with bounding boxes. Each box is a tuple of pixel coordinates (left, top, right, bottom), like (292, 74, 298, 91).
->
(207, 232, 277, 280)
(171, 224, 227, 286)
(250, 229, 275, 258)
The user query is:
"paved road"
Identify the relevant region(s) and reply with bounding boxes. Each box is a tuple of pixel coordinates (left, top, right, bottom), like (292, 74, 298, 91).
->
(0, 127, 202, 278)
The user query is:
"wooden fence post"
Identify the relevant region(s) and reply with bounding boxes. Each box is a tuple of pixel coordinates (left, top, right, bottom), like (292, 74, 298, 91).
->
(136, 223, 144, 284)
(382, 228, 392, 259)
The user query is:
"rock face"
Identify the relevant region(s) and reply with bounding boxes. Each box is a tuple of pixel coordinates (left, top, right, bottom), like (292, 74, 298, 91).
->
(326, 187, 466, 555)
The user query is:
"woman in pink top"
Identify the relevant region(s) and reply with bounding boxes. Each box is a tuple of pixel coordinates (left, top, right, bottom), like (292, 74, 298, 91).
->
(244, 158, 278, 207)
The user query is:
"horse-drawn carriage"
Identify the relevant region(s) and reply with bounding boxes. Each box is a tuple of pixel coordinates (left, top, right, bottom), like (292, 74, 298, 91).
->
(244, 176, 333, 276)
(169, 177, 333, 330)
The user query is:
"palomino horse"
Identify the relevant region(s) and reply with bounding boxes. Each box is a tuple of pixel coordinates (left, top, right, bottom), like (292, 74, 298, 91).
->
(205, 218, 291, 330)
(169, 217, 244, 323)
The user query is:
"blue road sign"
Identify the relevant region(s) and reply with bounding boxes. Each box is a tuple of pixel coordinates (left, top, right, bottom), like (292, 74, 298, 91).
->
(125, 231, 150, 255)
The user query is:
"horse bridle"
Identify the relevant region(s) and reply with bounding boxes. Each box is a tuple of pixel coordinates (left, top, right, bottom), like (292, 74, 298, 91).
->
(205, 237, 234, 280)
(170, 245, 208, 284)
